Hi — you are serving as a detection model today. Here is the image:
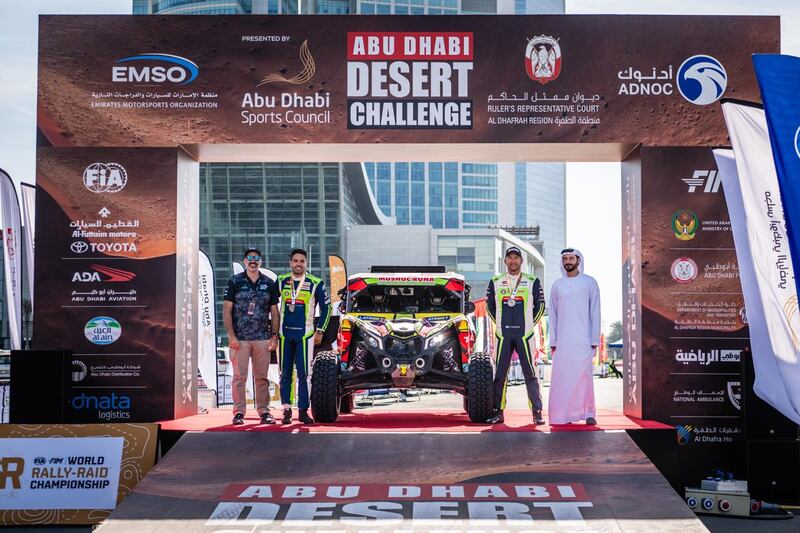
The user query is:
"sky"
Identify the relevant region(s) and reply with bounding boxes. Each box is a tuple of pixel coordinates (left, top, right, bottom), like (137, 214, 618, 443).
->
(1, 0, 799, 330)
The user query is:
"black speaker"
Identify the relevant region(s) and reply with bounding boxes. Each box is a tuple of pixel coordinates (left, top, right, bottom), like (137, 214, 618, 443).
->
(747, 440, 800, 504)
(10, 350, 70, 423)
(741, 348, 800, 439)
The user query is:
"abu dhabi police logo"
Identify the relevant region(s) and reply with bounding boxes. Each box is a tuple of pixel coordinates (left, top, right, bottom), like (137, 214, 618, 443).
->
(84, 316, 122, 345)
(672, 209, 698, 241)
(83, 163, 127, 193)
(676, 55, 727, 105)
(525, 35, 561, 84)
(671, 257, 698, 283)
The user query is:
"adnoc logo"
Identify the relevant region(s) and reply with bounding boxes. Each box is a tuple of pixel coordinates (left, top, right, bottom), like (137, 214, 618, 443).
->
(676, 55, 727, 105)
(84, 316, 122, 345)
(112, 53, 199, 85)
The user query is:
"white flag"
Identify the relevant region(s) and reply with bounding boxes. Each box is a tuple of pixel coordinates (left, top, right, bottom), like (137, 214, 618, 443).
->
(718, 101, 800, 424)
(21, 183, 35, 311)
(0, 170, 22, 349)
(198, 250, 217, 392)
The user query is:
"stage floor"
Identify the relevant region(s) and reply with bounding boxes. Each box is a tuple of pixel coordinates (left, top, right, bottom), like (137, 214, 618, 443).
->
(159, 407, 671, 433)
(97, 430, 703, 532)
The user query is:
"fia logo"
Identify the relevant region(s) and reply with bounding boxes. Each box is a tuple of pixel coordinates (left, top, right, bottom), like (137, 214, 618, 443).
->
(83, 163, 127, 193)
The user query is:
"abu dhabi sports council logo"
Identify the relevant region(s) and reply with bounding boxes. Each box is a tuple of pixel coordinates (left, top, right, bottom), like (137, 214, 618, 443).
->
(112, 53, 199, 85)
(671, 257, 698, 283)
(672, 209, 698, 241)
(676, 425, 694, 445)
(84, 316, 122, 345)
(676, 55, 727, 105)
(72, 360, 88, 382)
(525, 35, 561, 84)
(83, 163, 127, 193)
(259, 40, 315, 86)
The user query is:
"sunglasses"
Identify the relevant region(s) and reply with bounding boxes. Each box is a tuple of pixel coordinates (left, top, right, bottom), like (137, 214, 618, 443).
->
(246, 255, 261, 261)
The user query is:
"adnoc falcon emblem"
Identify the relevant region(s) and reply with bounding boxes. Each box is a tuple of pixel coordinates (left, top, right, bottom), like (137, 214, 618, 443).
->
(525, 35, 561, 84)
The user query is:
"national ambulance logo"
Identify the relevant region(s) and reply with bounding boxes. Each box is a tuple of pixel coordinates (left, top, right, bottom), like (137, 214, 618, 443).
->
(671, 257, 698, 283)
(672, 209, 698, 241)
(525, 35, 561, 84)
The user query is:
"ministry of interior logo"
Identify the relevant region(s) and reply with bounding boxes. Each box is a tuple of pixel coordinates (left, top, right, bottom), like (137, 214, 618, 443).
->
(676, 55, 727, 105)
(525, 35, 561, 84)
(672, 209, 698, 241)
(671, 257, 698, 283)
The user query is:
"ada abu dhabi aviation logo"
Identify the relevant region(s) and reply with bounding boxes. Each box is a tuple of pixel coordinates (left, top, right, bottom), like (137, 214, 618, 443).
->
(671, 257, 698, 283)
(83, 163, 127, 193)
(525, 35, 561, 85)
(676, 55, 727, 105)
(72, 264, 137, 283)
(84, 316, 122, 345)
(672, 209, 698, 241)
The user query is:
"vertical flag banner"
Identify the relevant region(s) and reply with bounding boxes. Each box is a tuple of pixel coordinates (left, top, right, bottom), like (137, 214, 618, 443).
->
(21, 183, 35, 311)
(0, 169, 22, 349)
(198, 249, 217, 393)
(719, 101, 800, 424)
(328, 255, 347, 306)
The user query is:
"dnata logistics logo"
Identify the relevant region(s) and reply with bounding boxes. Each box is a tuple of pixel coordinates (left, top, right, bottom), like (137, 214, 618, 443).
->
(676, 55, 727, 105)
(84, 316, 122, 345)
(112, 53, 199, 85)
(83, 163, 127, 193)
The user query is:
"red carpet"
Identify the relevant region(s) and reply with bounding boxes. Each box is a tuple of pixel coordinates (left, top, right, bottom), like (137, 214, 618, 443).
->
(159, 408, 671, 433)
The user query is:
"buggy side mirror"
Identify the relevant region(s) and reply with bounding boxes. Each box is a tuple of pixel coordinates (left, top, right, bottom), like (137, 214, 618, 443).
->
(464, 301, 476, 314)
(338, 301, 347, 314)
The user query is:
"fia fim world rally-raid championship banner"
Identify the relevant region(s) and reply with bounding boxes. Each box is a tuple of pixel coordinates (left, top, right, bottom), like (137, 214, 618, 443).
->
(34, 148, 198, 423)
(624, 147, 746, 469)
(36, 15, 777, 147)
(0, 424, 158, 526)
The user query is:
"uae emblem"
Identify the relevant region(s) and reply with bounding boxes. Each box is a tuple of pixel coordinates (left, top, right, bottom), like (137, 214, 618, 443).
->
(672, 209, 698, 241)
(671, 257, 698, 284)
(525, 35, 562, 84)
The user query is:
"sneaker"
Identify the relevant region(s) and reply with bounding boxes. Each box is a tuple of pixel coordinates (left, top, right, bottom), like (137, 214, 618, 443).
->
(299, 409, 314, 425)
(533, 409, 545, 425)
(486, 410, 504, 424)
(586, 417, 597, 425)
(232, 413, 244, 425)
(260, 412, 276, 425)
(282, 408, 292, 425)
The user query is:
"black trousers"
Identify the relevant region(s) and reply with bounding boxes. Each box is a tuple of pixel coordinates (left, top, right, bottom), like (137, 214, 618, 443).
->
(493, 334, 542, 411)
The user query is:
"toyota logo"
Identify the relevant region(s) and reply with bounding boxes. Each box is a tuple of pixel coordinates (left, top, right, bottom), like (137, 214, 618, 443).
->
(71, 241, 89, 254)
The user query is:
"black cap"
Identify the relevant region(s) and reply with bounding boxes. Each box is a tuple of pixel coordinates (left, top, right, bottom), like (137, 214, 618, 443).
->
(243, 247, 262, 258)
(505, 246, 522, 257)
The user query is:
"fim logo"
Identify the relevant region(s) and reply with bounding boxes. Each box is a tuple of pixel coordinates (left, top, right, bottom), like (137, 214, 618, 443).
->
(0, 457, 24, 489)
(676, 425, 694, 445)
(682, 170, 720, 193)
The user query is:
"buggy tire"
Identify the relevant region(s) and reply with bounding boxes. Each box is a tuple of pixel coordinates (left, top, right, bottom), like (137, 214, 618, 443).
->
(339, 393, 355, 414)
(311, 351, 339, 423)
(467, 352, 494, 423)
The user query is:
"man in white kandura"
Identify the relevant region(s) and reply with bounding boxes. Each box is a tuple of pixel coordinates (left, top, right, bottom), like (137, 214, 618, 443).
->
(548, 248, 601, 425)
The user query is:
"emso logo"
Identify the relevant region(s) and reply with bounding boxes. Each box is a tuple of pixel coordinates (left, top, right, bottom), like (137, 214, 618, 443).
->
(112, 53, 199, 85)
(72, 264, 136, 283)
(676, 55, 727, 105)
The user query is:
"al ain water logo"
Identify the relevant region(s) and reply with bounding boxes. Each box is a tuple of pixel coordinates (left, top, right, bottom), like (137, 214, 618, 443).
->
(258, 40, 315, 86)
(672, 209, 698, 241)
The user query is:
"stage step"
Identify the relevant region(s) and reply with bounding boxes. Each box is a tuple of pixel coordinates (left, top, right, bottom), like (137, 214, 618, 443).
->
(96, 431, 704, 532)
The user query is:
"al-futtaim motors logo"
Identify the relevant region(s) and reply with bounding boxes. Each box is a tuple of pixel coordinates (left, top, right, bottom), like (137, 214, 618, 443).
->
(671, 257, 698, 283)
(112, 53, 199, 85)
(83, 163, 127, 193)
(525, 35, 561, 84)
(84, 316, 122, 345)
(676, 55, 727, 105)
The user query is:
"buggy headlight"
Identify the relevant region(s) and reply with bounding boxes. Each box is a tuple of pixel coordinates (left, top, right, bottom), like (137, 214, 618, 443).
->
(363, 332, 382, 349)
(425, 329, 450, 349)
